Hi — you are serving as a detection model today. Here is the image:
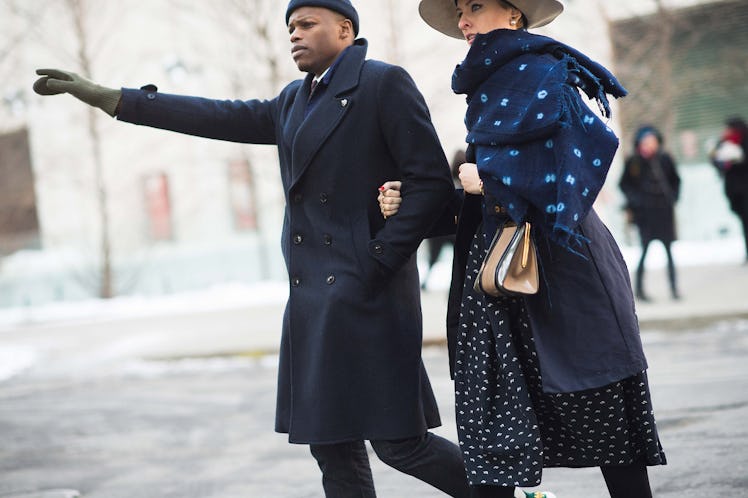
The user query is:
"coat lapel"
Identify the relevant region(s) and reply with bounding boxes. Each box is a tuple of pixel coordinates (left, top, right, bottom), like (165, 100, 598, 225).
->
(288, 41, 367, 189)
(282, 76, 311, 151)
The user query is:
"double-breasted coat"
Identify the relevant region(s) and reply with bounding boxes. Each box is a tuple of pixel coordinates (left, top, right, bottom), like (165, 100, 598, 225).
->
(117, 39, 454, 444)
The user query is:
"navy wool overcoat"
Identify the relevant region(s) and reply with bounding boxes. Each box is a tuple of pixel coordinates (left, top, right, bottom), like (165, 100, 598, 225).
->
(440, 191, 648, 394)
(118, 39, 454, 444)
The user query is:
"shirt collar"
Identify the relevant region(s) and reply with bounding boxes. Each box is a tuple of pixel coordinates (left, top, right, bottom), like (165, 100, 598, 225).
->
(312, 44, 353, 89)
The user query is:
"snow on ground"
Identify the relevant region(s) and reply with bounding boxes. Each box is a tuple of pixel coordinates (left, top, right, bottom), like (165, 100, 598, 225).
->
(420, 237, 746, 291)
(0, 238, 743, 327)
(0, 238, 744, 383)
(0, 281, 289, 330)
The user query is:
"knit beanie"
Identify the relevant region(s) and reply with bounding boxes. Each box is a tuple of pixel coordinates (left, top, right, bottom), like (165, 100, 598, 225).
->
(286, 0, 359, 35)
(633, 125, 663, 150)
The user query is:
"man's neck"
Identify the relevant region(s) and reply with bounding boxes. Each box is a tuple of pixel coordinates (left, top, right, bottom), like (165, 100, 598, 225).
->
(312, 42, 356, 79)
(313, 65, 332, 82)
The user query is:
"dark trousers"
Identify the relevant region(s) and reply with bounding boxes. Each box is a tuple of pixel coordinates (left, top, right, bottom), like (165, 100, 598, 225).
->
(730, 193, 748, 260)
(309, 432, 470, 497)
(469, 461, 652, 498)
(636, 238, 678, 298)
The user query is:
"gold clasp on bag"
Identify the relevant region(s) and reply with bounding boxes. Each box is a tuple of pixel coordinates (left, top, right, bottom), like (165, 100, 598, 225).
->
(521, 222, 531, 269)
(474, 221, 539, 297)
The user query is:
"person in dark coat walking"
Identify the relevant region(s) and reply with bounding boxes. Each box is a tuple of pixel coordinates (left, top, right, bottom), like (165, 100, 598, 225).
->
(619, 125, 682, 301)
(380, 1, 667, 496)
(421, 149, 464, 290)
(32, 1, 473, 496)
(710, 116, 748, 263)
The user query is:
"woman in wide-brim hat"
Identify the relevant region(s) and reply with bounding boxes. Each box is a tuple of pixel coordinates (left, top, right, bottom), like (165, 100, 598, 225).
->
(379, 1, 667, 497)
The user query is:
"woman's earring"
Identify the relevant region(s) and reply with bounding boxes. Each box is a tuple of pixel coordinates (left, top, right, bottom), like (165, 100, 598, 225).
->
(510, 18, 517, 26)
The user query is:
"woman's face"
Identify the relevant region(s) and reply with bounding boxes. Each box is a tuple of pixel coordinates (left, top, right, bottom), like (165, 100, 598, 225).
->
(637, 133, 661, 159)
(456, 0, 520, 45)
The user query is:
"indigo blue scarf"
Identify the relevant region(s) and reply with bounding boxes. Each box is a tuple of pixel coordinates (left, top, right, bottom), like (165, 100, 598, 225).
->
(452, 29, 627, 252)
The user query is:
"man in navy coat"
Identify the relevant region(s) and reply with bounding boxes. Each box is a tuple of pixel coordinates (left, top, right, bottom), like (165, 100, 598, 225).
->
(33, 0, 471, 496)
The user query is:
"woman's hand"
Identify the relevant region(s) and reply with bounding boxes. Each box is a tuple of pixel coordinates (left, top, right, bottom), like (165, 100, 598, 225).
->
(378, 181, 402, 219)
(458, 163, 483, 195)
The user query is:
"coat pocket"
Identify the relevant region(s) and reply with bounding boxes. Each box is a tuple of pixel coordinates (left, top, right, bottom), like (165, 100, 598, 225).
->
(349, 211, 388, 294)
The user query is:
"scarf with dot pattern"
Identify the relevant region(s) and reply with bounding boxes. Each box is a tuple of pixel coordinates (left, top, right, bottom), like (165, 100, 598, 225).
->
(452, 29, 627, 253)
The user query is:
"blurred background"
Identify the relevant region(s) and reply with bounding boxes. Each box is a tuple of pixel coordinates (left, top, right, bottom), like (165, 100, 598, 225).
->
(0, 0, 746, 309)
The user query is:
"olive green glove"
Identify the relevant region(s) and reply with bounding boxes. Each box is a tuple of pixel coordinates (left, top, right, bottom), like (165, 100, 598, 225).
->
(33, 68, 122, 117)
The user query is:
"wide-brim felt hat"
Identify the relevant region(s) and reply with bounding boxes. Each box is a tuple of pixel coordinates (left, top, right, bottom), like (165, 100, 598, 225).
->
(418, 0, 564, 39)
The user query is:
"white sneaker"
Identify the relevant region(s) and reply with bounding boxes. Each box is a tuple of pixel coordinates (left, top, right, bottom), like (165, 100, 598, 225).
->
(515, 490, 557, 498)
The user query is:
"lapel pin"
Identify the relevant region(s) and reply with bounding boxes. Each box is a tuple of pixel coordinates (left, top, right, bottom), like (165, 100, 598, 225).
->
(340, 99, 348, 107)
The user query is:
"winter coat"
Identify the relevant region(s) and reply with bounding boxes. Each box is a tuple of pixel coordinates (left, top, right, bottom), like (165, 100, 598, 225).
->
(435, 191, 647, 394)
(619, 152, 681, 243)
(433, 28, 649, 392)
(117, 39, 454, 443)
(712, 138, 748, 209)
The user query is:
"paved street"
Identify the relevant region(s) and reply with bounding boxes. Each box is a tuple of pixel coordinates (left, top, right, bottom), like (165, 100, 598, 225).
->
(0, 263, 747, 497)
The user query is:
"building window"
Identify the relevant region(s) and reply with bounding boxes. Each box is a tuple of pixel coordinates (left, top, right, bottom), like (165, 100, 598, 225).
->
(610, 0, 748, 163)
(0, 128, 40, 254)
(143, 172, 173, 241)
(227, 159, 257, 231)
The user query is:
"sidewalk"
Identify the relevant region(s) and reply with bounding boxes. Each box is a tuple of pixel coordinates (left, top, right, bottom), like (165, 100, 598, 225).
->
(1, 261, 746, 370)
(420, 261, 748, 343)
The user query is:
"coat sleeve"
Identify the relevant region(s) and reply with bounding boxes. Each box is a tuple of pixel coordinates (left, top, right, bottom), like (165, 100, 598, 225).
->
(663, 153, 681, 201)
(425, 189, 464, 238)
(367, 66, 455, 272)
(117, 84, 289, 145)
(618, 156, 640, 208)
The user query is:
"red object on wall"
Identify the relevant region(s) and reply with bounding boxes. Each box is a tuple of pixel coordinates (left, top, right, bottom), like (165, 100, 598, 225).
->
(228, 160, 257, 231)
(143, 173, 173, 241)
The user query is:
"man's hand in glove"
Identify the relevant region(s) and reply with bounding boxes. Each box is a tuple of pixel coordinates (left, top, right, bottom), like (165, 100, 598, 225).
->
(33, 69, 122, 117)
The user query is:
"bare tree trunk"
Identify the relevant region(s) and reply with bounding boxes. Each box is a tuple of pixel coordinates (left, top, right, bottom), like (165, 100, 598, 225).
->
(654, 0, 676, 143)
(221, 0, 288, 280)
(67, 0, 113, 298)
(385, 0, 400, 64)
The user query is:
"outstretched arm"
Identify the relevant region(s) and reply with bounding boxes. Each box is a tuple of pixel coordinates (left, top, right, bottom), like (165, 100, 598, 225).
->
(33, 67, 281, 145)
(33, 68, 122, 117)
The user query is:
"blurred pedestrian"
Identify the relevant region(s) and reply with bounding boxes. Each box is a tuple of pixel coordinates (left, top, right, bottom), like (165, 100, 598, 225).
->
(380, 1, 667, 497)
(710, 117, 748, 263)
(619, 125, 681, 301)
(32, 1, 473, 496)
(421, 149, 464, 289)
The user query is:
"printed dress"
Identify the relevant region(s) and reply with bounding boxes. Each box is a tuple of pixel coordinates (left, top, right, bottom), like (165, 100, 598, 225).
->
(454, 232, 667, 487)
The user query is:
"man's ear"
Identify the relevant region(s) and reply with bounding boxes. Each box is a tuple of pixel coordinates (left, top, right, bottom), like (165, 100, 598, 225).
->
(339, 18, 353, 40)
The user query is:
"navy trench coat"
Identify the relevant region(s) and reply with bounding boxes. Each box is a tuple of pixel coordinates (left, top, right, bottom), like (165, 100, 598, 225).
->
(438, 167, 648, 393)
(117, 39, 454, 444)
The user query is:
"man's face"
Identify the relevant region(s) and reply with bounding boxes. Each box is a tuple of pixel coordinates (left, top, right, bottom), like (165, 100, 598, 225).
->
(288, 7, 351, 76)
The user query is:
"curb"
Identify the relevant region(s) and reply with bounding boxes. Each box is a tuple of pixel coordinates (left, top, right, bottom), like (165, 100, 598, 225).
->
(0, 491, 81, 498)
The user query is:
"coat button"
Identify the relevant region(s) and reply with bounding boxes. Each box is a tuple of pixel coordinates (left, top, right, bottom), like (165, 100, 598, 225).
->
(323, 234, 332, 246)
(291, 277, 301, 287)
(293, 234, 303, 245)
(373, 243, 384, 255)
(326, 275, 336, 285)
(293, 193, 303, 204)
(319, 192, 328, 204)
